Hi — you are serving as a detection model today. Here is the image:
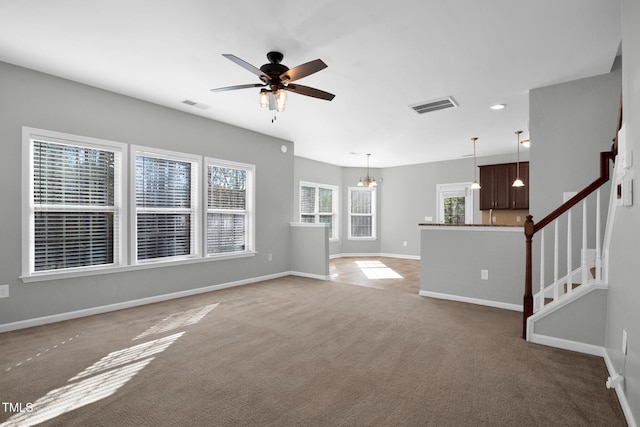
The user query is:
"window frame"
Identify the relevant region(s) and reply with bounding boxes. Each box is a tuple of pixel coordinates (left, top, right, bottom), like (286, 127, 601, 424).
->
(205, 157, 255, 257)
(348, 186, 377, 240)
(131, 145, 202, 264)
(299, 181, 339, 241)
(22, 127, 128, 278)
(436, 182, 474, 224)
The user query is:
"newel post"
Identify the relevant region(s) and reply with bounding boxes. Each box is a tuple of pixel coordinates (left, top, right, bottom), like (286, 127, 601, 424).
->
(523, 215, 534, 339)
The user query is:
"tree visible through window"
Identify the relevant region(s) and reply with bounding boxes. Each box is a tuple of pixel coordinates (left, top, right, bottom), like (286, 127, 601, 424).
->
(443, 196, 466, 224)
(207, 160, 253, 255)
(436, 183, 474, 225)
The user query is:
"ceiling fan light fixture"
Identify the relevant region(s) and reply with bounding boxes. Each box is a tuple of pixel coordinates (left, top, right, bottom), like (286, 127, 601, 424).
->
(276, 88, 287, 112)
(259, 89, 269, 108)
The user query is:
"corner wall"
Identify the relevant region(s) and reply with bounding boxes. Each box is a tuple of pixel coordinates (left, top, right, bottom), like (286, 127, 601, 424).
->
(604, 0, 640, 421)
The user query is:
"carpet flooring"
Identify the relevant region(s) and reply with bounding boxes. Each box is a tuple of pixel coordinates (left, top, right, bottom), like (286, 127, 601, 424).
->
(0, 258, 626, 426)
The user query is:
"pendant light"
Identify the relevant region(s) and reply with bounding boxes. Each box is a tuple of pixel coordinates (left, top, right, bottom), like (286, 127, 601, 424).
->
(512, 130, 525, 187)
(470, 137, 481, 189)
(357, 153, 377, 187)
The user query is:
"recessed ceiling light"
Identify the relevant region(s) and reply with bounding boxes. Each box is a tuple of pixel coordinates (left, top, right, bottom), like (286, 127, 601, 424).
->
(490, 104, 506, 110)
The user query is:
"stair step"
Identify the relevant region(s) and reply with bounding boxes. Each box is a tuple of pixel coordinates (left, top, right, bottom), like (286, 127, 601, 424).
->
(544, 297, 553, 306)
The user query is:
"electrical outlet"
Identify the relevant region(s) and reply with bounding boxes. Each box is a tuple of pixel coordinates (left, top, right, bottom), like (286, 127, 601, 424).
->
(267, 253, 273, 262)
(0, 285, 9, 299)
(622, 329, 628, 355)
(425, 216, 433, 222)
(481, 270, 489, 280)
(516, 216, 522, 222)
(403, 241, 407, 247)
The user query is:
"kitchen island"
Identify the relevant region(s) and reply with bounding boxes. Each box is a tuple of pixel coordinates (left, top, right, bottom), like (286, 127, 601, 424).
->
(419, 224, 525, 311)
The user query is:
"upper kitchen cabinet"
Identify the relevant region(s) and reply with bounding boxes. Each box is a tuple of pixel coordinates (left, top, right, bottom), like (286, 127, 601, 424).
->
(479, 162, 529, 210)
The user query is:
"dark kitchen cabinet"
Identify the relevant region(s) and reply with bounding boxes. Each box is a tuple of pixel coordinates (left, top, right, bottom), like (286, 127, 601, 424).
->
(479, 162, 529, 210)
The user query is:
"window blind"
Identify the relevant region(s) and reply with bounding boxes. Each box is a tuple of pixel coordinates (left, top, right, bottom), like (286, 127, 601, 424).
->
(207, 165, 248, 254)
(32, 140, 117, 271)
(136, 155, 194, 261)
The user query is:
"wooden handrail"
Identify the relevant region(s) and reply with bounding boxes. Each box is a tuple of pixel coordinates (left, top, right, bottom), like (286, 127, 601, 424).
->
(532, 151, 614, 233)
(522, 150, 614, 338)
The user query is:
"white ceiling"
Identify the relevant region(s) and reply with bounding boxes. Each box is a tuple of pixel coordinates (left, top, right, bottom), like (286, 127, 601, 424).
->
(0, 0, 621, 167)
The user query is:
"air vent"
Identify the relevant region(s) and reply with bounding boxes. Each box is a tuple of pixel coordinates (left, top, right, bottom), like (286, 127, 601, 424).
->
(410, 97, 458, 115)
(181, 99, 212, 110)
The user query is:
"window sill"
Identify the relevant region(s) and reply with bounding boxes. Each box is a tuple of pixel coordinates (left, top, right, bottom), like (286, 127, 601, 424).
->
(21, 251, 257, 283)
(347, 237, 377, 241)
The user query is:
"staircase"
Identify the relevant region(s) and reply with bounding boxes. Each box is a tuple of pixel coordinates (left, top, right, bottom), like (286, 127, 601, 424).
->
(522, 101, 623, 340)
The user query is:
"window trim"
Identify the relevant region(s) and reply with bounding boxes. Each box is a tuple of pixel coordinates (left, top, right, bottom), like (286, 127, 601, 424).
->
(131, 145, 202, 265)
(436, 182, 474, 224)
(205, 157, 255, 257)
(299, 180, 339, 242)
(347, 186, 377, 240)
(21, 127, 128, 278)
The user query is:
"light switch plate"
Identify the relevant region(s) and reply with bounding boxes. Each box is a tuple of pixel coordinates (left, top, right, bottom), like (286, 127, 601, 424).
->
(0, 285, 8, 299)
(481, 270, 489, 280)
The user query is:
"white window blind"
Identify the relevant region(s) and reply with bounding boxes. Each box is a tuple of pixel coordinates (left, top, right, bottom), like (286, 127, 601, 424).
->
(349, 187, 376, 239)
(135, 153, 197, 261)
(30, 139, 121, 272)
(207, 161, 253, 255)
(299, 182, 338, 239)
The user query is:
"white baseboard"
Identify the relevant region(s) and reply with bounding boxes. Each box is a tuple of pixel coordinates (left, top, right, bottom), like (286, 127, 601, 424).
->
(289, 271, 331, 281)
(419, 290, 522, 312)
(603, 348, 638, 427)
(0, 272, 290, 333)
(330, 252, 420, 260)
(528, 333, 605, 357)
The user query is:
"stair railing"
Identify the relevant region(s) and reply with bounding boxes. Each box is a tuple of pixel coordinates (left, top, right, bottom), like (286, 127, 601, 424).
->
(522, 150, 614, 338)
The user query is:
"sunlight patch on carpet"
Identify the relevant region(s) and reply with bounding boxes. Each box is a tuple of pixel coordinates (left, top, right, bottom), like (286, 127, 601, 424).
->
(356, 260, 403, 279)
(69, 332, 185, 381)
(134, 303, 219, 340)
(1, 358, 153, 427)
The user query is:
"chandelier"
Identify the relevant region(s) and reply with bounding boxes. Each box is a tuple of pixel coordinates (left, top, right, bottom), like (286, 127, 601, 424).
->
(357, 153, 377, 187)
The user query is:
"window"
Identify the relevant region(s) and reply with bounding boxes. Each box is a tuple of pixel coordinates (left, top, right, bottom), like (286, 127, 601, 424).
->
(348, 187, 376, 239)
(134, 147, 200, 262)
(207, 158, 254, 255)
(299, 181, 339, 240)
(23, 128, 126, 275)
(22, 128, 257, 280)
(437, 183, 474, 224)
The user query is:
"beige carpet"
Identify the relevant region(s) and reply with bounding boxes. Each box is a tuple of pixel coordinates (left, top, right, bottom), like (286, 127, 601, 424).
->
(0, 274, 626, 426)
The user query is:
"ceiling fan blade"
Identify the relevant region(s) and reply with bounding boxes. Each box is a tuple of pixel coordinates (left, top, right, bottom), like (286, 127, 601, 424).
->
(280, 59, 327, 82)
(210, 83, 266, 92)
(222, 54, 271, 81)
(286, 84, 335, 101)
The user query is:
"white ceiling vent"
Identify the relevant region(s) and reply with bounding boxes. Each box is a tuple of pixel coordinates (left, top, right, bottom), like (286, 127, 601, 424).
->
(181, 99, 212, 110)
(410, 97, 458, 115)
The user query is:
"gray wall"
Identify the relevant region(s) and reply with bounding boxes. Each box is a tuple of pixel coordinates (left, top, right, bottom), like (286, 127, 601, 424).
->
(0, 61, 294, 326)
(533, 289, 608, 347)
(605, 0, 640, 419)
(380, 153, 527, 257)
(294, 153, 528, 258)
(420, 228, 524, 308)
(290, 224, 330, 278)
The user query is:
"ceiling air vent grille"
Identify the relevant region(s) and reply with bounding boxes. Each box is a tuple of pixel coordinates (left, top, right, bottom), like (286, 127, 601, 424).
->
(182, 99, 212, 110)
(410, 97, 458, 115)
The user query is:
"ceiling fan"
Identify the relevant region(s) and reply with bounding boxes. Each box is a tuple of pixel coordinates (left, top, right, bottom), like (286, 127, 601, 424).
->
(211, 51, 335, 112)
